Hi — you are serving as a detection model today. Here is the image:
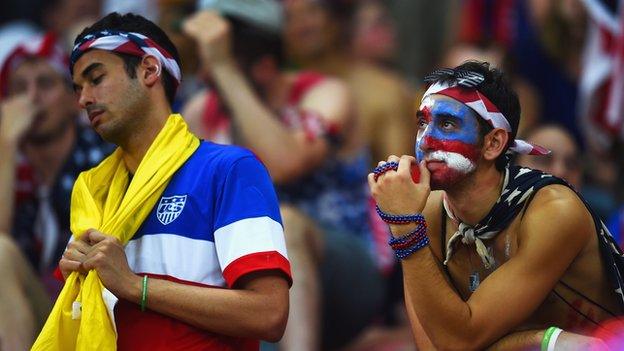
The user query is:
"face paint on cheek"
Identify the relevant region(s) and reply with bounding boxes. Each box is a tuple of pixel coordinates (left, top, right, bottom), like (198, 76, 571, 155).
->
(415, 103, 433, 162)
(423, 136, 481, 165)
(415, 133, 426, 162)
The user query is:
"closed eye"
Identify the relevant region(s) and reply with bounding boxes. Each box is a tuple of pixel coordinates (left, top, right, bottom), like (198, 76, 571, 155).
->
(91, 74, 104, 85)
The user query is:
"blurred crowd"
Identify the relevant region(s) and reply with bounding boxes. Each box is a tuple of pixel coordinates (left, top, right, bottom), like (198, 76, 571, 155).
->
(1, 0, 623, 350)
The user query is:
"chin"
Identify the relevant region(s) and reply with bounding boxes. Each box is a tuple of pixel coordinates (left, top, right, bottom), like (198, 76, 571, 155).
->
(430, 167, 472, 190)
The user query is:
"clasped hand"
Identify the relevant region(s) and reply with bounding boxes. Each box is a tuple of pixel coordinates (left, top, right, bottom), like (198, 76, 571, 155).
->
(60, 229, 137, 298)
(368, 155, 431, 218)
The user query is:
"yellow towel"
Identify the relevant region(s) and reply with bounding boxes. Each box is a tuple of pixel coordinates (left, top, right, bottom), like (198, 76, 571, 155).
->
(32, 114, 199, 350)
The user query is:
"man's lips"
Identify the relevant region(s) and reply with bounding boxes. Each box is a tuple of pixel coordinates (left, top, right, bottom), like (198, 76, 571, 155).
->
(87, 110, 104, 124)
(425, 159, 446, 171)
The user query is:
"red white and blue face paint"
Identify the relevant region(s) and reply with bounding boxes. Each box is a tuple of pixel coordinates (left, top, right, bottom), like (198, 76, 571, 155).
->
(416, 95, 482, 188)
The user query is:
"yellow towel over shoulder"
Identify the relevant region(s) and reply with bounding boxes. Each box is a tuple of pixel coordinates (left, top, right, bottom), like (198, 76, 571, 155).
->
(32, 114, 199, 350)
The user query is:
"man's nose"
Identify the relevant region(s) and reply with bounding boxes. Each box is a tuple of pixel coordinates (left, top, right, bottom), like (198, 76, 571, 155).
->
(418, 135, 435, 153)
(26, 82, 40, 104)
(77, 86, 94, 109)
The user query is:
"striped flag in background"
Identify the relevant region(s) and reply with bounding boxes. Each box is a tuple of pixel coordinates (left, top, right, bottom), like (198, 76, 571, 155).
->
(578, 0, 624, 148)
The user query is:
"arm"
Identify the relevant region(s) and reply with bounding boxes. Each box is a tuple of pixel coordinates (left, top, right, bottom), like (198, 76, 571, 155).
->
(0, 94, 38, 234)
(183, 11, 352, 183)
(370, 156, 594, 350)
(488, 330, 610, 351)
(64, 230, 290, 342)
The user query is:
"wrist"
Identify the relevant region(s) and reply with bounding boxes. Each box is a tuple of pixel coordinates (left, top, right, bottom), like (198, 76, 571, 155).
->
(541, 326, 563, 351)
(120, 273, 143, 303)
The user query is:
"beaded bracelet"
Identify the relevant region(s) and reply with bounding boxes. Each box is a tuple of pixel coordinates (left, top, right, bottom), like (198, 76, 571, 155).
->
(394, 236, 430, 259)
(373, 161, 399, 181)
(388, 219, 429, 259)
(140, 275, 148, 312)
(376, 205, 426, 225)
(388, 222, 428, 250)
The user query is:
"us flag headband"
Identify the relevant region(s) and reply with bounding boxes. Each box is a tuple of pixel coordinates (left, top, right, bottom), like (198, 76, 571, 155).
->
(421, 78, 549, 156)
(70, 30, 181, 88)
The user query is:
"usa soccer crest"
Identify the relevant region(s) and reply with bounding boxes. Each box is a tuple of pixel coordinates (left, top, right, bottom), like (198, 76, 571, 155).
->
(156, 195, 187, 225)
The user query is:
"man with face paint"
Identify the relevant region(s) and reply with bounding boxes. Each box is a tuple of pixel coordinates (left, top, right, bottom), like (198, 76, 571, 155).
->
(369, 61, 624, 349)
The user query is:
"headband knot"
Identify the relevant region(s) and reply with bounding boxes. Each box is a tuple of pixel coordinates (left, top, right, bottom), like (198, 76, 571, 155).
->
(424, 68, 486, 89)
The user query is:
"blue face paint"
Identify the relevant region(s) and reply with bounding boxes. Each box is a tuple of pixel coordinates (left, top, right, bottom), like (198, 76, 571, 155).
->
(415, 95, 481, 162)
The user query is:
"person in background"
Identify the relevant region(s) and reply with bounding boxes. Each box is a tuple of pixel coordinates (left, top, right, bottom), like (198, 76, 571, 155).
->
(351, 0, 398, 69)
(284, 0, 415, 167)
(516, 124, 582, 189)
(0, 32, 113, 350)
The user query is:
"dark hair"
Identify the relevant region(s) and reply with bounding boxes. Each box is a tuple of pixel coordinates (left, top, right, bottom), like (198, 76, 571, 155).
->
(427, 61, 520, 170)
(74, 12, 181, 106)
(226, 15, 284, 72)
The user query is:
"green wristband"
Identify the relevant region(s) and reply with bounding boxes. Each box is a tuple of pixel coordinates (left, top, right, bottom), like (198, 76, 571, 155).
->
(541, 326, 558, 351)
(140, 275, 148, 312)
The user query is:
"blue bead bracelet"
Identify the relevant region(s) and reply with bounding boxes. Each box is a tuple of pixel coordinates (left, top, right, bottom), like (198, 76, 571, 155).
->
(376, 205, 426, 225)
(394, 236, 430, 259)
(373, 161, 399, 181)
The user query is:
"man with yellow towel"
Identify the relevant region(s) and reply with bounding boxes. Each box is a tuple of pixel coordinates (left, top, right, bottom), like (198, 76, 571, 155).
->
(31, 12, 291, 351)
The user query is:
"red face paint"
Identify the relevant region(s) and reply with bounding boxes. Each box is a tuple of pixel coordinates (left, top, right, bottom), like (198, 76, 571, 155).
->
(421, 136, 481, 163)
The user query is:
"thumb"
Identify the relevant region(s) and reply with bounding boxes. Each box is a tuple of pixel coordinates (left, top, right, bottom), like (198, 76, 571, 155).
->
(85, 229, 107, 244)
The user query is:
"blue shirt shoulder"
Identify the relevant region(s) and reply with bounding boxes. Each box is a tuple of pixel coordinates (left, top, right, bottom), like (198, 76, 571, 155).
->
(134, 141, 282, 242)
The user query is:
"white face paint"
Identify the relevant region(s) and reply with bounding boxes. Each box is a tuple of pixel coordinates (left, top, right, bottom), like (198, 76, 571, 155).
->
(419, 95, 435, 111)
(427, 150, 476, 174)
(416, 96, 435, 146)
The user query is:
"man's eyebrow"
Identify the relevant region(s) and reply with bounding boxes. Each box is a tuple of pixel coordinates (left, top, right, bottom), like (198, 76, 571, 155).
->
(434, 112, 461, 120)
(80, 62, 104, 78)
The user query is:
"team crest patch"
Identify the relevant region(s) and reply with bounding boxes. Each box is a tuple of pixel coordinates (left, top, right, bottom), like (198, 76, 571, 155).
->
(156, 195, 187, 225)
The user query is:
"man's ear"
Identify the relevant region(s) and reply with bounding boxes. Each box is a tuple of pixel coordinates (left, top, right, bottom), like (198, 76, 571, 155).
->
(482, 128, 509, 161)
(140, 55, 161, 87)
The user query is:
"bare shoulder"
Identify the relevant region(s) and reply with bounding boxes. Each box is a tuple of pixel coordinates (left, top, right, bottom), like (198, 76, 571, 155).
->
(520, 184, 593, 249)
(299, 77, 352, 125)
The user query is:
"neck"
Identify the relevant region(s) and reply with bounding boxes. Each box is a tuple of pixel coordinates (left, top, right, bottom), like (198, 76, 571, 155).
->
(119, 103, 172, 174)
(24, 123, 77, 187)
(444, 164, 505, 226)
